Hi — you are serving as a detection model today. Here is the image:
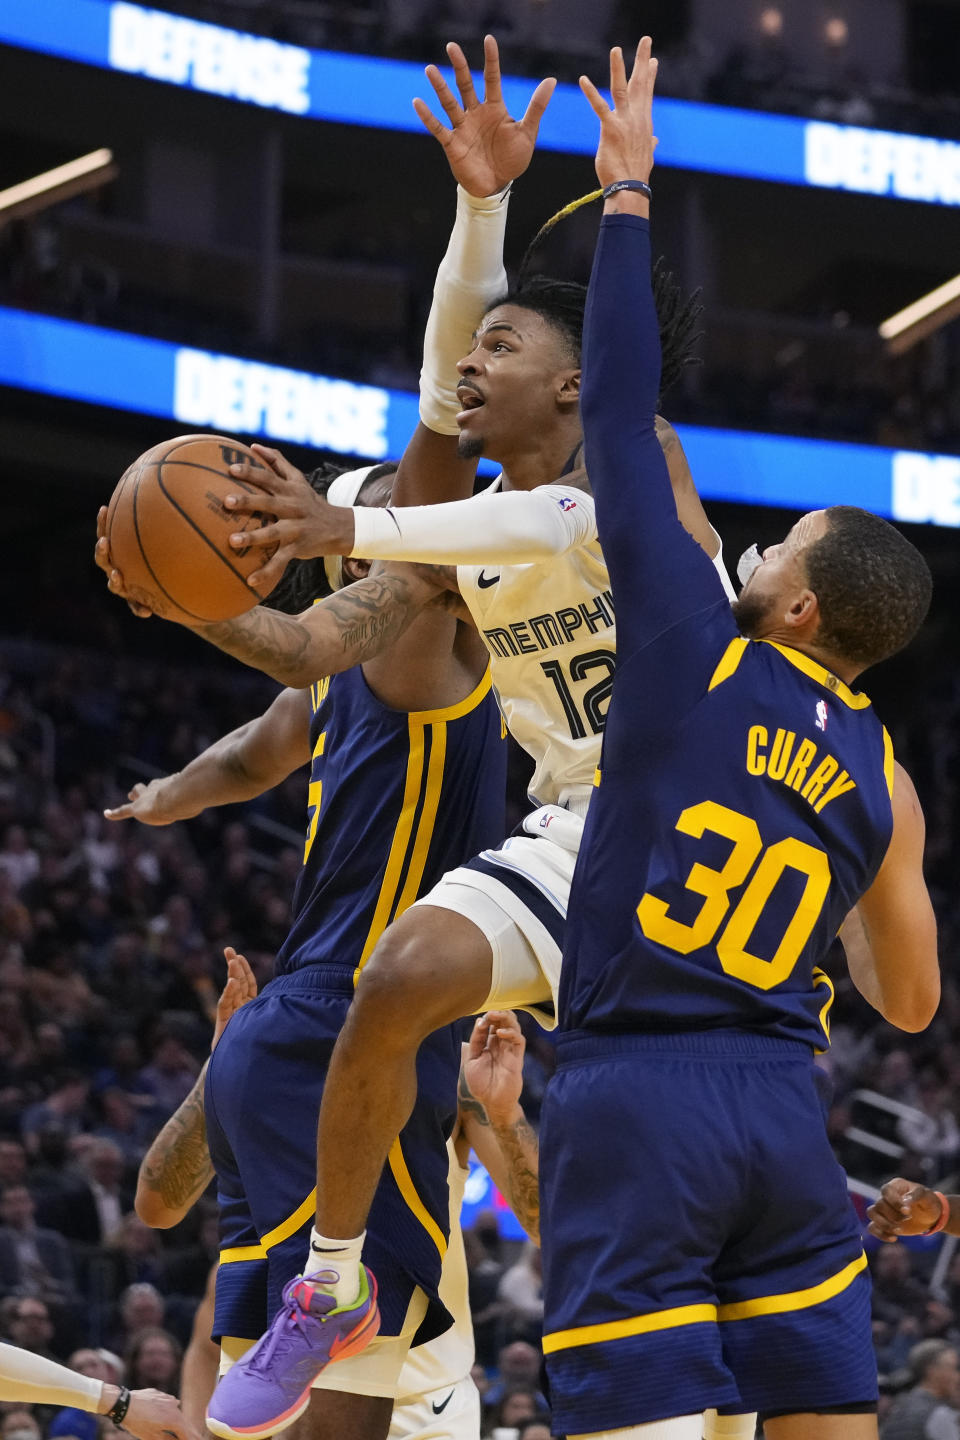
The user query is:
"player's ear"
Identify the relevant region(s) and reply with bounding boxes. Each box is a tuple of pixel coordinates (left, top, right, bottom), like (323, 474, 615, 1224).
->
(343, 557, 372, 582)
(785, 588, 818, 630)
(557, 368, 581, 408)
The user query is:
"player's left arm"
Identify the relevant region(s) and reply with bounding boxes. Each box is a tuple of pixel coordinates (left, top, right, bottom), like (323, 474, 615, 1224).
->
(841, 761, 939, 1033)
(459, 1012, 540, 1244)
(135, 949, 257, 1228)
(579, 43, 730, 663)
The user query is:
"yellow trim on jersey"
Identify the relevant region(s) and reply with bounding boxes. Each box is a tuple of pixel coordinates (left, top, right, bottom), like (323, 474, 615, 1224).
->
(219, 1243, 267, 1264)
(407, 666, 492, 725)
(759, 641, 871, 710)
(593, 768, 602, 787)
(394, 721, 447, 918)
(542, 1252, 868, 1354)
(543, 1301, 717, 1355)
(353, 727, 426, 980)
(708, 637, 749, 691)
(717, 1251, 867, 1322)
(387, 1137, 448, 1259)
(812, 964, 836, 1052)
(881, 727, 894, 799)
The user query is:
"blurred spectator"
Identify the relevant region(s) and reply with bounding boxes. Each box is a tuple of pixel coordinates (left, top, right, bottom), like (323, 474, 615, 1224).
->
(0, 1185, 78, 1308)
(872, 1244, 930, 1328)
(483, 1341, 546, 1411)
(881, 1339, 960, 1439)
(0, 1298, 57, 1361)
(0, 829, 39, 893)
(124, 1327, 181, 1394)
(497, 1244, 543, 1344)
(136, 1037, 199, 1120)
(20, 1076, 90, 1157)
(0, 1410, 41, 1440)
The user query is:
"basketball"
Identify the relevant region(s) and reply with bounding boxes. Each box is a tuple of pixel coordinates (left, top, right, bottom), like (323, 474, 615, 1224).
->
(105, 434, 279, 623)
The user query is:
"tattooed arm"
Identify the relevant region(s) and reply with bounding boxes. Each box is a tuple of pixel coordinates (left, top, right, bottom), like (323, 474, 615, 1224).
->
(135, 949, 258, 1230)
(459, 1011, 540, 1245)
(135, 1063, 213, 1230)
(181, 563, 460, 688)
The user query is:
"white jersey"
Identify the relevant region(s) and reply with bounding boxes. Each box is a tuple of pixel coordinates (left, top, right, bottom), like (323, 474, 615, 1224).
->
(395, 1140, 473, 1403)
(350, 476, 736, 818)
(458, 485, 610, 816)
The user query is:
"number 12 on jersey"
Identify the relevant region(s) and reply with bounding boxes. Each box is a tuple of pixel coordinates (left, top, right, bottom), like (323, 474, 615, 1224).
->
(541, 649, 616, 739)
(637, 799, 832, 990)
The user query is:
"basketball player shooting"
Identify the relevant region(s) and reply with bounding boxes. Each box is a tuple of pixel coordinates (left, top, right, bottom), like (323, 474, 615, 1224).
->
(534, 38, 940, 1440)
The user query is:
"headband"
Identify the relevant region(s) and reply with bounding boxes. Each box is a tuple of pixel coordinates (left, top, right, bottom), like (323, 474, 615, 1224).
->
(322, 465, 379, 592)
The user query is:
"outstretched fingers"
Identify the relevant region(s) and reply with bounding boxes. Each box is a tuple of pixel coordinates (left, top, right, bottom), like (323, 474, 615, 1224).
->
(480, 33, 501, 105)
(520, 75, 557, 136)
(578, 72, 610, 120)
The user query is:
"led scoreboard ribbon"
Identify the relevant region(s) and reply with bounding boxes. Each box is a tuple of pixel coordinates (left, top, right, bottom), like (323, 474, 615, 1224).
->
(2, 306, 958, 527)
(3, 0, 960, 205)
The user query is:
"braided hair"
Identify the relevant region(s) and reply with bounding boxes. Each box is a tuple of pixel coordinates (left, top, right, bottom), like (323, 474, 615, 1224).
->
(501, 190, 703, 401)
(263, 460, 398, 614)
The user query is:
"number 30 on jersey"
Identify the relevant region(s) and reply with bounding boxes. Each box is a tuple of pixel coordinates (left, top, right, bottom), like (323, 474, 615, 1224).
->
(637, 799, 832, 991)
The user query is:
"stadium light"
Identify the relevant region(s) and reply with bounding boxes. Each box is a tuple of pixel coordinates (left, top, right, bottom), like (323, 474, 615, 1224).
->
(0, 148, 117, 225)
(879, 272, 960, 354)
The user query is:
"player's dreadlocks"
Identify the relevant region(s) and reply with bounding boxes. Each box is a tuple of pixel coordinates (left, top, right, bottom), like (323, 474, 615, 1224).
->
(502, 189, 703, 402)
(263, 461, 397, 614)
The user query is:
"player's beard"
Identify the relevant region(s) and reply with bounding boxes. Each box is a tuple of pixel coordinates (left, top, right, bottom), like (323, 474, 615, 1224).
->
(457, 431, 485, 461)
(731, 585, 777, 638)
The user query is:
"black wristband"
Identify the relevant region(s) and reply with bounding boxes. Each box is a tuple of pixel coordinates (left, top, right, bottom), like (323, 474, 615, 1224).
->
(106, 1386, 132, 1427)
(602, 179, 653, 201)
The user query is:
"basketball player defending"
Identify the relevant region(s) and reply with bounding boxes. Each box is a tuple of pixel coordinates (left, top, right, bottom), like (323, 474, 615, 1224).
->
(533, 39, 939, 1439)
(99, 38, 748, 1440)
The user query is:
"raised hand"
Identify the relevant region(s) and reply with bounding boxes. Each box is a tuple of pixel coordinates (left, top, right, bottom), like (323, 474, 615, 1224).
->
(867, 1177, 947, 1241)
(94, 506, 154, 618)
(413, 34, 555, 198)
(212, 946, 258, 1050)
(224, 444, 353, 592)
(462, 1009, 526, 1126)
(580, 39, 659, 192)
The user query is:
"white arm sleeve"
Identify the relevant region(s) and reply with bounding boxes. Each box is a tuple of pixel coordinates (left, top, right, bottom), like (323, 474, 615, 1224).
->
(0, 1344, 103, 1410)
(709, 527, 738, 603)
(419, 185, 510, 436)
(350, 485, 596, 565)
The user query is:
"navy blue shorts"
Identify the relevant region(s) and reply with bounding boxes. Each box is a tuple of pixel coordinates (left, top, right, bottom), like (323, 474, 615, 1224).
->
(540, 1031, 876, 1434)
(205, 966, 461, 1345)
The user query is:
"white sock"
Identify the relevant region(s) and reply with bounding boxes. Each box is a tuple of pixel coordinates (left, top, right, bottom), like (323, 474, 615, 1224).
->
(703, 1413, 758, 1440)
(302, 1227, 365, 1307)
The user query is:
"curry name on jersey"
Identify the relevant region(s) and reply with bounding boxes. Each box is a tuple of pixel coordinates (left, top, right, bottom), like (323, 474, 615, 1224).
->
(561, 610, 895, 1051)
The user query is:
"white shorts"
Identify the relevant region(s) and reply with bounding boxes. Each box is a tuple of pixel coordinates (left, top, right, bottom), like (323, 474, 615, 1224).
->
(389, 1376, 481, 1440)
(412, 805, 583, 1030)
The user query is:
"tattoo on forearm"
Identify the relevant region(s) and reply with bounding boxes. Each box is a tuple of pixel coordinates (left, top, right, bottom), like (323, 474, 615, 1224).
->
(196, 608, 312, 677)
(139, 1072, 214, 1211)
(458, 1069, 491, 1127)
(493, 1115, 540, 1242)
(323, 578, 420, 661)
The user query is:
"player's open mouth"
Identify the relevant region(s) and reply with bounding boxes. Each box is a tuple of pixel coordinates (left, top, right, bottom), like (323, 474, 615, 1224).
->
(456, 386, 485, 423)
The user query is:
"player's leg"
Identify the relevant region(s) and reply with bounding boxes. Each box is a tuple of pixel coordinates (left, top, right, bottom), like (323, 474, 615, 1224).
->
(311, 823, 570, 1261)
(288, 1388, 393, 1440)
(763, 1416, 877, 1439)
(313, 903, 494, 1249)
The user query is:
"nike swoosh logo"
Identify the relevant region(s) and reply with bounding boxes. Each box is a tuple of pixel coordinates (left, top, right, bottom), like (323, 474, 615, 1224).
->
(431, 1391, 455, 1415)
(477, 571, 499, 589)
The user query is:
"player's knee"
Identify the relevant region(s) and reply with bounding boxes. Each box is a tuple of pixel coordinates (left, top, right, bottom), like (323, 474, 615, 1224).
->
(353, 925, 463, 1037)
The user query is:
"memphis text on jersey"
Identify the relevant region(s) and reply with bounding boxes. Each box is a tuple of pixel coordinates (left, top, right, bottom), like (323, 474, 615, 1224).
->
(482, 588, 615, 659)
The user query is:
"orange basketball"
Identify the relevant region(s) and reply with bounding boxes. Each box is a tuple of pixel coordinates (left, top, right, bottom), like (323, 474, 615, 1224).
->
(105, 434, 279, 623)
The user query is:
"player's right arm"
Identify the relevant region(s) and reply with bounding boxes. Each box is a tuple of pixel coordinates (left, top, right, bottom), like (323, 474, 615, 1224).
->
(391, 36, 554, 511)
(104, 686, 310, 824)
(458, 1011, 540, 1244)
(840, 761, 939, 1033)
(868, 1177, 958, 1241)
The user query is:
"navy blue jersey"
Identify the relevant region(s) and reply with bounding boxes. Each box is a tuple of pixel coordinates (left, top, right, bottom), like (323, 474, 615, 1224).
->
(561, 216, 895, 1050)
(275, 665, 506, 976)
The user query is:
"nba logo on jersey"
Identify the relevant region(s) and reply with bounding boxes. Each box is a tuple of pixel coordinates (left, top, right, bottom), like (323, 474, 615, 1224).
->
(557, 496, 578, 511)
(815, 699, 829, 732)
